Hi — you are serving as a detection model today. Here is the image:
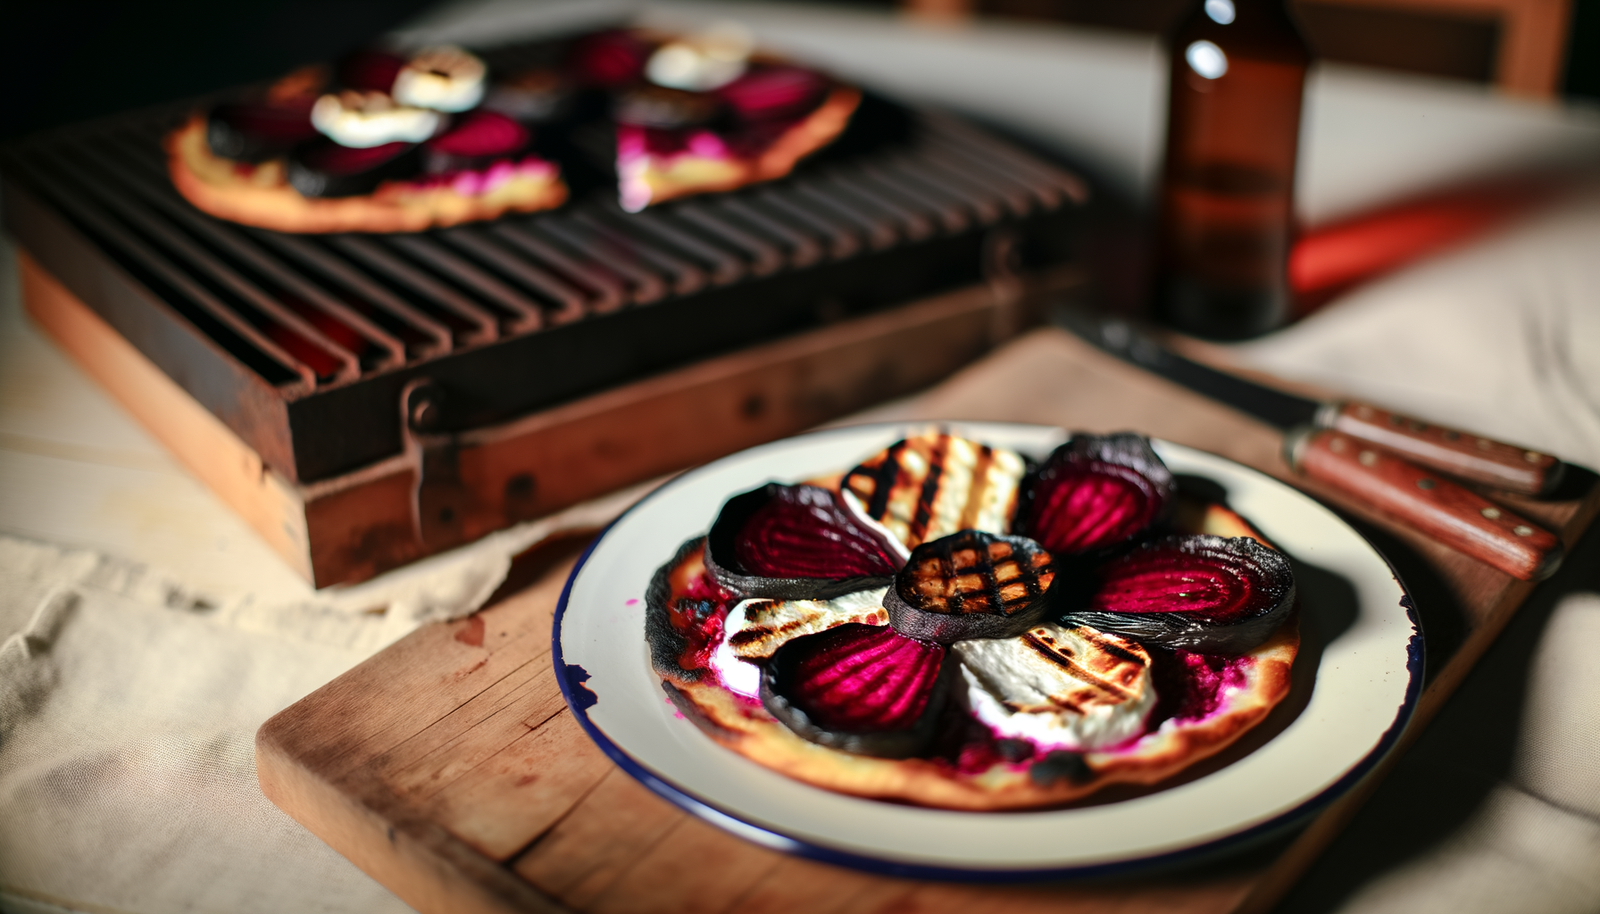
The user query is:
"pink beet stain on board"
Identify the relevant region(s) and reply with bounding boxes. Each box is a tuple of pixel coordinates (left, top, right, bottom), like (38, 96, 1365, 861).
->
(454, 615, 486, 648)
(625, 598, 640, 606)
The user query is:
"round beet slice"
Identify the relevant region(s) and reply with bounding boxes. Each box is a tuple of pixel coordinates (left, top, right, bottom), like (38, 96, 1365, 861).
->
(1019, 433, 1175, 555)
(705, 484, 899, 601)
(1062, 534, 1295, 652)
(427, 110, 530, 157)
(761, 623, 950, 758)
(423, 110, 531, 172)
(206, 101, 319, 162)
(717, 65, 825, 120)
(287, 140, 420, 198)
(568, 29, 652, 87)
(886, 530, 1055, 644)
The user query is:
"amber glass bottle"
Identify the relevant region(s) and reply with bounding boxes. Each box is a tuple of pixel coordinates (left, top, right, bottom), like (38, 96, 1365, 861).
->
(1155, 0, 1310, 339)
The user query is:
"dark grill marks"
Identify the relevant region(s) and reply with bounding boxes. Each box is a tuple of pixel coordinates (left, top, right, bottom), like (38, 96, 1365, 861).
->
(887, 530, 1054, 642)
(850, 439, 906, 522)
(902, 532, 1053, 616)
(1020, 631, 1136, 703)
(908, 435, 948, 546)
(1075, 626, 1145, 666)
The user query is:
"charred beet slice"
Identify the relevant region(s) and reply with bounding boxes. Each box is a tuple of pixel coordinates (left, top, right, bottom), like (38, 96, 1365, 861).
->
(762, 623, 950, 758)
(287, 140, 420, 198)
(568, 29, 653, 87)
(718, 65, 825, 121)
(423, 110, 531, 172)
(206, 100, 319, 162)
(706, 484, 899, 601)
(1061, 534, 1295, 653)
(1019, 433, 1175, 555)
(887, 530, 1055, 643)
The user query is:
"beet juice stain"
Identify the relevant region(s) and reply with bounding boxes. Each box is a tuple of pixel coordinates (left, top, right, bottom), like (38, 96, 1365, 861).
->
(1156, 0, 1310, 340)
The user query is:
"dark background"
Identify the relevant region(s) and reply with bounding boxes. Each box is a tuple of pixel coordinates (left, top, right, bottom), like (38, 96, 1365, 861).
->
(1, 0, 1596, 143)
(0, 0, 437, 142)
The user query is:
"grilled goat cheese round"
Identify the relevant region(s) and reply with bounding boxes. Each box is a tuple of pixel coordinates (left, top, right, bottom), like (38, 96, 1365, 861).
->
(955, 623, 1156, 750)
(310, 91, 440, 147)
(393, 46, 487, 112)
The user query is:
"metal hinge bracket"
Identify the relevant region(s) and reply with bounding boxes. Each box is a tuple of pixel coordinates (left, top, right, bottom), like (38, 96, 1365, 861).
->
(401, 378, 468, 549)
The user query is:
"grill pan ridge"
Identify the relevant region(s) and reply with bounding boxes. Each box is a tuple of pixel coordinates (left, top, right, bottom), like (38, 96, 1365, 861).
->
(3, 98, 1082, 483)
(0, 44, 1087, 584)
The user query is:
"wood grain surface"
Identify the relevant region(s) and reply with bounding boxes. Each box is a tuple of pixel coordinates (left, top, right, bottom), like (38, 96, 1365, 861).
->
(258, 327, 1600, 914)
(1293, 428, 1562, 580)
(1323, 401, 1562, 496)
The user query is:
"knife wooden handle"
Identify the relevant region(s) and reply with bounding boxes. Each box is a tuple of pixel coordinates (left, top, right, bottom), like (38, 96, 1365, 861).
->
(1319, 401, 1562, 496)
(1287, 428, 1563, 581)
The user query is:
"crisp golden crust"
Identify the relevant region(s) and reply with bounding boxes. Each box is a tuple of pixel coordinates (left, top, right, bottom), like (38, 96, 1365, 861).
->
(649, 487, 1300, 811)
(165, 115, 568, 233)
(621, 86, 861, 207)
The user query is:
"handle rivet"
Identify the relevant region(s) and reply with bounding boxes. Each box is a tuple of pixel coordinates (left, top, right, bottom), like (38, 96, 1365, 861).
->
(1417, 479, 1435, 490)
(1481, 507, 1502, 519)
(1513, 525, 1534, 537)
(1330, 437, 1347, 452)
(1356, 405, 1374, 419)
(1477, 439, 1492, 450)
(1443, 430, 1459, 441)
(1358, 450, 1378, 466)
(1524, 450, 1542, 462)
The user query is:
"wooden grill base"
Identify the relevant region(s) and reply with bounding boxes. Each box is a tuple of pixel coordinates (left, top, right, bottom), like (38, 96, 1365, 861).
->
(19, 248, 1061, 587)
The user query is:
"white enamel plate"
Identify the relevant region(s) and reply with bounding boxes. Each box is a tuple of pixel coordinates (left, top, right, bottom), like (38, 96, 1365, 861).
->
(554, 423, 1421, 878)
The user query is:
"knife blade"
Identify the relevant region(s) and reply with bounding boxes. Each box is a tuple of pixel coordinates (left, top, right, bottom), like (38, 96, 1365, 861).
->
(1059, 310, 1563, 581)
(1058, 310, 1563, 495)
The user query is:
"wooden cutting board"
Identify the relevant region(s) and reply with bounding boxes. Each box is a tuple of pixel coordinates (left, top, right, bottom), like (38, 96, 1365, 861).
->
(257, 327, 1600, 914)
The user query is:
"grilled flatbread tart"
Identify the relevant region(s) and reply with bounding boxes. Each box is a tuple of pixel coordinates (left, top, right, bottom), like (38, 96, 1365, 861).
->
(168, 28, 860, 232)
(645, 431, 1299, 810)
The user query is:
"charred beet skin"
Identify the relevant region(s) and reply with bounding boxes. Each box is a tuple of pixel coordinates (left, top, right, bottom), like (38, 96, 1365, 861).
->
(761, 623, 951, 758)
(887, 530, 1055, 644)
(206, 100, 319, 162)
(1061, 534, 1295, 653)
(286, 140, 421, 198)
(705, 483, 899, 601)
(1019, 433, 1175, 555)
(717, 65, 825, 121)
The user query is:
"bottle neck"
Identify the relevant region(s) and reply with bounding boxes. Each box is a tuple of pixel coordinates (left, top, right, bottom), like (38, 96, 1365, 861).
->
(1174, 0, 1309, 61)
